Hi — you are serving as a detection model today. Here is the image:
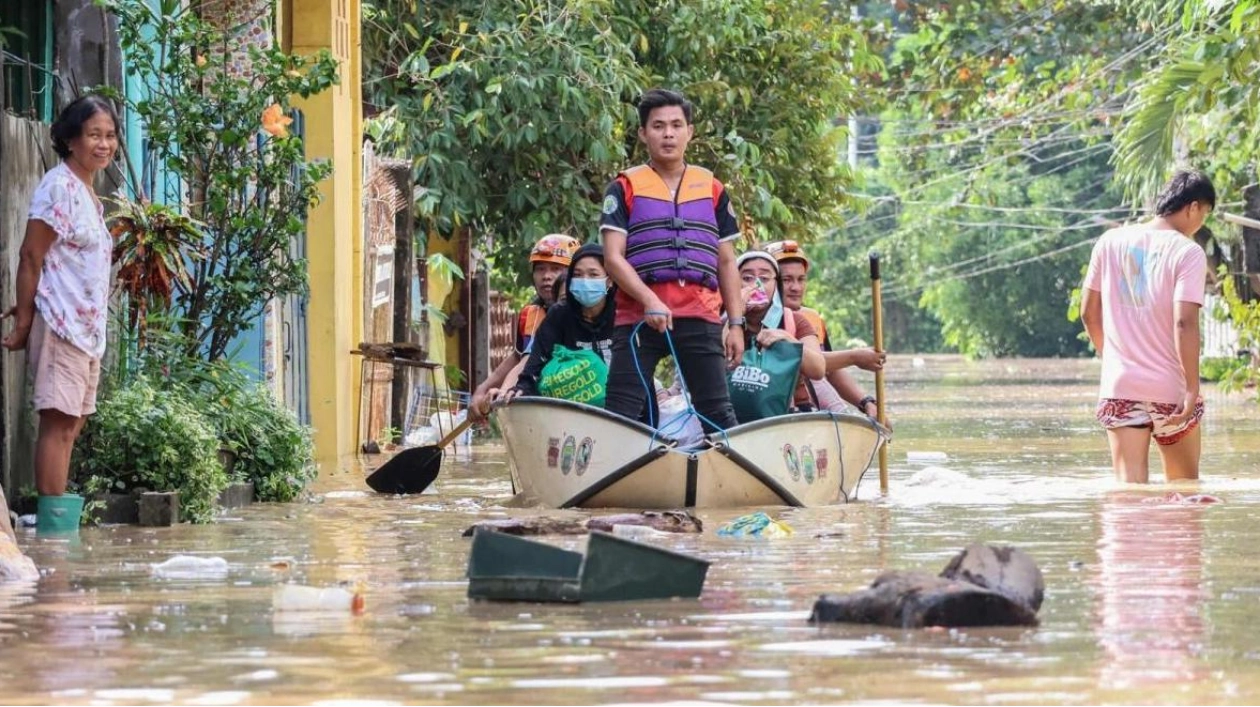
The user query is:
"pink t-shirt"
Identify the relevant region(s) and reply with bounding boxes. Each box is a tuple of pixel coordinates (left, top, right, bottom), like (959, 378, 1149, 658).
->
(1083, 224, 1207, 404)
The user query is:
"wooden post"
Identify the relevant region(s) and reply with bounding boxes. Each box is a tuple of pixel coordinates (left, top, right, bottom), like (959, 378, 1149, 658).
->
(869, 252, 889, 494)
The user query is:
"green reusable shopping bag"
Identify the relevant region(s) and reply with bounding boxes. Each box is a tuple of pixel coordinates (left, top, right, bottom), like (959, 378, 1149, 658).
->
(538, 345, 609, 407)
(726, 339, 803, 423)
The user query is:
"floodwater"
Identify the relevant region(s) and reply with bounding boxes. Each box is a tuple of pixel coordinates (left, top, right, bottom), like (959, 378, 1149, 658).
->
(2, 355, 1259, 705)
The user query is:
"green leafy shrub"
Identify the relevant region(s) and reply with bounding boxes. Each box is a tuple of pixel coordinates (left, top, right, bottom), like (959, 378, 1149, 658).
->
(225, 386, 317, 503)
(74, 377, 228, 523)
(1212, 273, 1260, 399)
(136, 353, 319, 503)
(1200, 356, 1244, 383)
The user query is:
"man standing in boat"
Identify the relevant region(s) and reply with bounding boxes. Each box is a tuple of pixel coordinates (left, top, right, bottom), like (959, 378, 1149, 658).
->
(470, 234, 581, 421)
(763, 240, 885, 418)
(599, 88, 744, 431)
(1080, 169, 1212, 483)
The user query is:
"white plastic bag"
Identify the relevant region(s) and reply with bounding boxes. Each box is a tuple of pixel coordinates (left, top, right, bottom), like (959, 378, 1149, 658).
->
(657, 396, 705, 449)
(429, 409, 472, 448)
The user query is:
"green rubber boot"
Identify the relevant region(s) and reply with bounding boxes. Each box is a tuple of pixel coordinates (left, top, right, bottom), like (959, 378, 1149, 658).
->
(37, 494, 84, 534)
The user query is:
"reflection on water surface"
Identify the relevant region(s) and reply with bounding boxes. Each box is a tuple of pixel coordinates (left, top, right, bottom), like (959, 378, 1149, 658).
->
(2, 355, 1259, 704)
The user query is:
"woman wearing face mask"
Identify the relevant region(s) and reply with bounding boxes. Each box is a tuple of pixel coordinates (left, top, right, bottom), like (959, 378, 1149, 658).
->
(503, 243, 616, 403)
(733, 251, 826, 411)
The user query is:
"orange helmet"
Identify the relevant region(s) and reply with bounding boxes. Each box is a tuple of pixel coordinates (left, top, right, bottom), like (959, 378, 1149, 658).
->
(763, 240, 810, 270)
(530, 234, 581, 267)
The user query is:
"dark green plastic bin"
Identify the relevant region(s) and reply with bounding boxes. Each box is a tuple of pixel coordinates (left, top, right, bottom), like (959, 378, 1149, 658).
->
(466, 529, 710, 603)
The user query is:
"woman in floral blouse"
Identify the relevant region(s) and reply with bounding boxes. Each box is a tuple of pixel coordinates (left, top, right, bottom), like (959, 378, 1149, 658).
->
(2, 95, 119, 532)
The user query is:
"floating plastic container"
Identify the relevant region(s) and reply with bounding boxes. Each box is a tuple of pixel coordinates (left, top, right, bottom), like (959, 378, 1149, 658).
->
(273, 584, 366, 614)
(466, 529, 709, 603)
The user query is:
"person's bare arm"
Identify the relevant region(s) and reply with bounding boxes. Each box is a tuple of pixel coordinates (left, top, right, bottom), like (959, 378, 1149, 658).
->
(2, 220, 57, 351)
(823, 347, 884, 373)
(716, 240, 744, 367)
(1167, 300, 1201, 423)
(825, 367, 880, 421)
(798, 335, 825, 380)
(470, 352, 520, 421)
(1080, 286, 1104, 356)
(603, 229, 670, 331)
(500, 354, 528, 392)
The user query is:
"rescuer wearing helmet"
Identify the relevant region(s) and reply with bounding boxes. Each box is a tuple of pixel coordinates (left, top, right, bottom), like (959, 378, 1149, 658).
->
(470, 234, 580, 421)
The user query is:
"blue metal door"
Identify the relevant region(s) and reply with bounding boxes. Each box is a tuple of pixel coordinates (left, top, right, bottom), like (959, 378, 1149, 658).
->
(283, 109, 311, 425)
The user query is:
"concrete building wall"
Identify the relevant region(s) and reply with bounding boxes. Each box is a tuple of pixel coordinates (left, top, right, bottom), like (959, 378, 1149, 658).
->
(53, 0, 123, 101)
(0, 114, 57, 497)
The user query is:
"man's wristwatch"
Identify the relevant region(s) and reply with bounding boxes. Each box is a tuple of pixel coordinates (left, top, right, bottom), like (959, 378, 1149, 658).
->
(858, 395, 877, 413)
(728, 316, 746, 327)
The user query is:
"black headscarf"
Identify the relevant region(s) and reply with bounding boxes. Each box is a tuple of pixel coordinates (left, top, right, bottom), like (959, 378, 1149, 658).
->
(565, 243, 616, 331)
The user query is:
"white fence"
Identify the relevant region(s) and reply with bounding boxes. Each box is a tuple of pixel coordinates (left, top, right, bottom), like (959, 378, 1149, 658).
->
(1203, 293, 1242, 358)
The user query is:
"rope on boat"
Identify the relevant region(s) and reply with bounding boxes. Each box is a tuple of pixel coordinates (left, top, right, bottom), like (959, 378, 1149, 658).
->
(829, 411, 850, 502)
(630, 320, 730, 451)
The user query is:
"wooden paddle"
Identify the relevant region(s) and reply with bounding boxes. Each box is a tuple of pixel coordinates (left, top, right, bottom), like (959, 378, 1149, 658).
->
(870, 251, 889, 494)
(366, 416, 474, 494)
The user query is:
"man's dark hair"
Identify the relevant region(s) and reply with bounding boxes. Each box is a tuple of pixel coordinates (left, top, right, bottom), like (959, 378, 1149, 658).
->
(637, 89, 693, 129)
(51, 95, 120, 159)
(1154, 169, 1217, 216)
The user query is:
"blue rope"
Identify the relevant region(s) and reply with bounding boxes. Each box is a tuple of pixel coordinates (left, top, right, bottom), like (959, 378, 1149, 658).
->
(630, 320, 729, 448)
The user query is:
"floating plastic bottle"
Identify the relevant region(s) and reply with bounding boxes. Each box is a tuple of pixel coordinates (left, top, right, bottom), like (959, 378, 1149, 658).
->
(609, 524, 670, 540)
(151, 555, 229, 579)
(272, 584, 366, 614)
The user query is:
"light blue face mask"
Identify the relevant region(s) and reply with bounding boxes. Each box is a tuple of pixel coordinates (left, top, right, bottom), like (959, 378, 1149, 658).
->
(763, 289, 785, 330)
(569, 277, 609, 307)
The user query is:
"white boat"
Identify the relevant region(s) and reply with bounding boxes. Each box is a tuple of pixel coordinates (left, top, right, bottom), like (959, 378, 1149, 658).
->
(496, 397, 890, 509)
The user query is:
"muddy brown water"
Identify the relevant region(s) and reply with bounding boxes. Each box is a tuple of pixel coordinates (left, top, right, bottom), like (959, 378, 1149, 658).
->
(2, 355, 1259, 705)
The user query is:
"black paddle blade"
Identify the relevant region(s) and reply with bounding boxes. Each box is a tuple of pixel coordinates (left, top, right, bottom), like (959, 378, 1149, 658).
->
(366, 445, 443, 494)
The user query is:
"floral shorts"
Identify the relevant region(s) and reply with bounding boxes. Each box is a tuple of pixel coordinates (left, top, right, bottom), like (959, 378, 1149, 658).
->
(1095, 397, 1205, 446)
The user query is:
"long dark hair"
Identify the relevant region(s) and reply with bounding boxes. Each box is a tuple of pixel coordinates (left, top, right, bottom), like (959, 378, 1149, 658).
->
(51, 95, 120, 159)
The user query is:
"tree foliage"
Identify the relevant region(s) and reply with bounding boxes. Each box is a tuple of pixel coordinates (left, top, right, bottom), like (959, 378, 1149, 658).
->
(1113, 0, 1260, 201)
(1111, 0, 1260, 397)
(103, 0, 339, 361)
(362, 0, 877, 279)
(363, 0, 641, 270)
(615, 0, 877, 242)
(798, 0, 1155, 356)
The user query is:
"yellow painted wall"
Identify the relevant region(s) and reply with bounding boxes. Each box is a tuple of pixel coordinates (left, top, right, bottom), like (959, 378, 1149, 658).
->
(425, 231, 459, 387)
(290, 0, 363, 466)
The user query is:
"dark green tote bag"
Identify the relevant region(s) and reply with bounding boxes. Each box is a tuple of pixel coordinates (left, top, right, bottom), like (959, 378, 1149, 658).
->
(726, 339, 803, 424)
